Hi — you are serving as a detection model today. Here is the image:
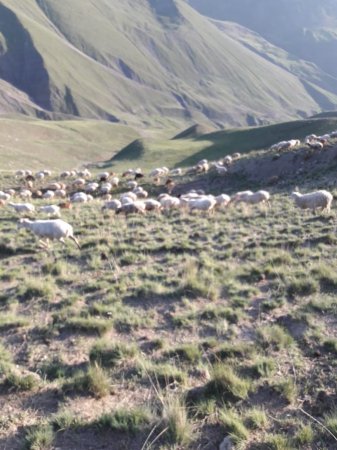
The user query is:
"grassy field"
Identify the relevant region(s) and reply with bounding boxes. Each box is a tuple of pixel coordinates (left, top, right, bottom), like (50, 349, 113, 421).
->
(0, 116, 140, 170)
(1, 166, 337, 449)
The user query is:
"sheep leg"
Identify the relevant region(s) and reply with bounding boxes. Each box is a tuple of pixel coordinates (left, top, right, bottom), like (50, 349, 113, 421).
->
(69, 235, 81, 250)
(38, 239, 48, 249)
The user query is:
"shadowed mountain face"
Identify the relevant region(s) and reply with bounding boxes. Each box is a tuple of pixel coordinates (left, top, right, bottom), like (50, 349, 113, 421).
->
(1, 0, 337, 127)
(0, 4, 51, 109)
(188, 0, 337, 79)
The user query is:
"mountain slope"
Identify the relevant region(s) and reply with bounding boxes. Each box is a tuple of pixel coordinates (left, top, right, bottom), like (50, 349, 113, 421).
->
(188, 0, 337, 79)
(0, 0, 336, 128)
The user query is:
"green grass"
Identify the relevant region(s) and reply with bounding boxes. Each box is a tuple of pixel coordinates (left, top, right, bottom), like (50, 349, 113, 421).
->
(205, 364, 251, 402)
(95, 408, 152, 434)
(89, 340, 138, 367)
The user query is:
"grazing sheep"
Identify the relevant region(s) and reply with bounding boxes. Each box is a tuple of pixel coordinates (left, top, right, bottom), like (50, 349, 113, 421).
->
(110, 177, 120, 188)
(60, 171, 71, 178)
(239, 191, 271, 206)
(170, 168, 183, 176)
(127, 181, 138, 190)
(231, 191, 254, 203)
(54, 189, 67, 198)
(232, 152, 241, 159)
(291, 190, 333, 213)
(100, 183, 112, 194)
(144, 199, 162, 212)
(223, 155, 233, 165)
(159, 194, 180, 210)
(215, 194, 231, 209)
(42, 190, 55, 200)
(9, 202, 35, 214)
(188, 196, 216, 213)
(307, 141, 324, 150)
(97, 172, 114, 182)
(46, 183, 61, 191)
(35, 171, 45, 180)
(43, 170, 52, 177)
(85, 182, 99, 193)
(19, 189, 32, 200)
(71, 192, 89, 203)
(102, 199, 122, 211)
(72, 178, 86, 189)
(77, 169, 91, 178)
(116, 201, 146, 215)
(120, 192, 137, 203)
(0, 191, 11, 201)
(38, 205, 61, 218)
(18, 218, 80, 249)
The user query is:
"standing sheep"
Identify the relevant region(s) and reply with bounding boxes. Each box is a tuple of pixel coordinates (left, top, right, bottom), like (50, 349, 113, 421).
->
(291, 190, 333, 213)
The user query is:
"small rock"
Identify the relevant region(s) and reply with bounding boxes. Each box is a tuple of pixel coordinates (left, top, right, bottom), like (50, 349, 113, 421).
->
(219, 436, 232, 450)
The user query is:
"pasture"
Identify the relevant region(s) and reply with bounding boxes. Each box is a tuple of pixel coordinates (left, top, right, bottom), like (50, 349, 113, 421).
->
(1, 169, 337, 449)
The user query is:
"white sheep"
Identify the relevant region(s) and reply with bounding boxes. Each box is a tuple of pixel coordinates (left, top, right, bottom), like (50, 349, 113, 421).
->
(9, 202, 35, 214)
(127, 181, 138, 190)
(0, 191, 11, 201)
(110, 177, 120, 188)
(43, 190, 55, 200)
(54, 189, 67, 198)
(170, 168, 183, 176)
(239, 190, 271, 206)
(100, 183, 112, 194)
(18, 218, 80, 249)
(159, 194, 180, 210)
(71, 192, 88, 203)
(215, 194, 231, 209)
(19, 189, 32, 200)
(291, 190, 333, 213)
(85, 182, 99, 193)
(144, 199, 162, 212)
(38, 205, 61, 218)
(116, 201, 146, 215)
(231, 191, 254, 203)
(188, 196, 216, 213)
(35, 171, 45, 180)
(102, 199, 122, 211)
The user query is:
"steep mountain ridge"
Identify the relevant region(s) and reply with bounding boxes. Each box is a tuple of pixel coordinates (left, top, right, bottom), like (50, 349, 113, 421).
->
(189, 0, 337, 79)
(0, 0, 337, 128)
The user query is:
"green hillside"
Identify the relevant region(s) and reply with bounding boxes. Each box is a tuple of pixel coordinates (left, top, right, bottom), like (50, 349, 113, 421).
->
(0, 116, 139, 170)
(106, 117, 337, 172)
(0, 0, 337, 128)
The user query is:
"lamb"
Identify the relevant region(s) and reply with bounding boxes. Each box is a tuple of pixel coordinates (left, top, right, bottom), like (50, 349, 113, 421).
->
(9, 202, 35, 214)
(18, 218, 80, 249)
(38, 205, 61, 218)
(291, 190, 333, 213)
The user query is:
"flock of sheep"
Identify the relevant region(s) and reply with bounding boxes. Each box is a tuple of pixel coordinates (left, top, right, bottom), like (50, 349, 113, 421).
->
(1, 133, 335, 250)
